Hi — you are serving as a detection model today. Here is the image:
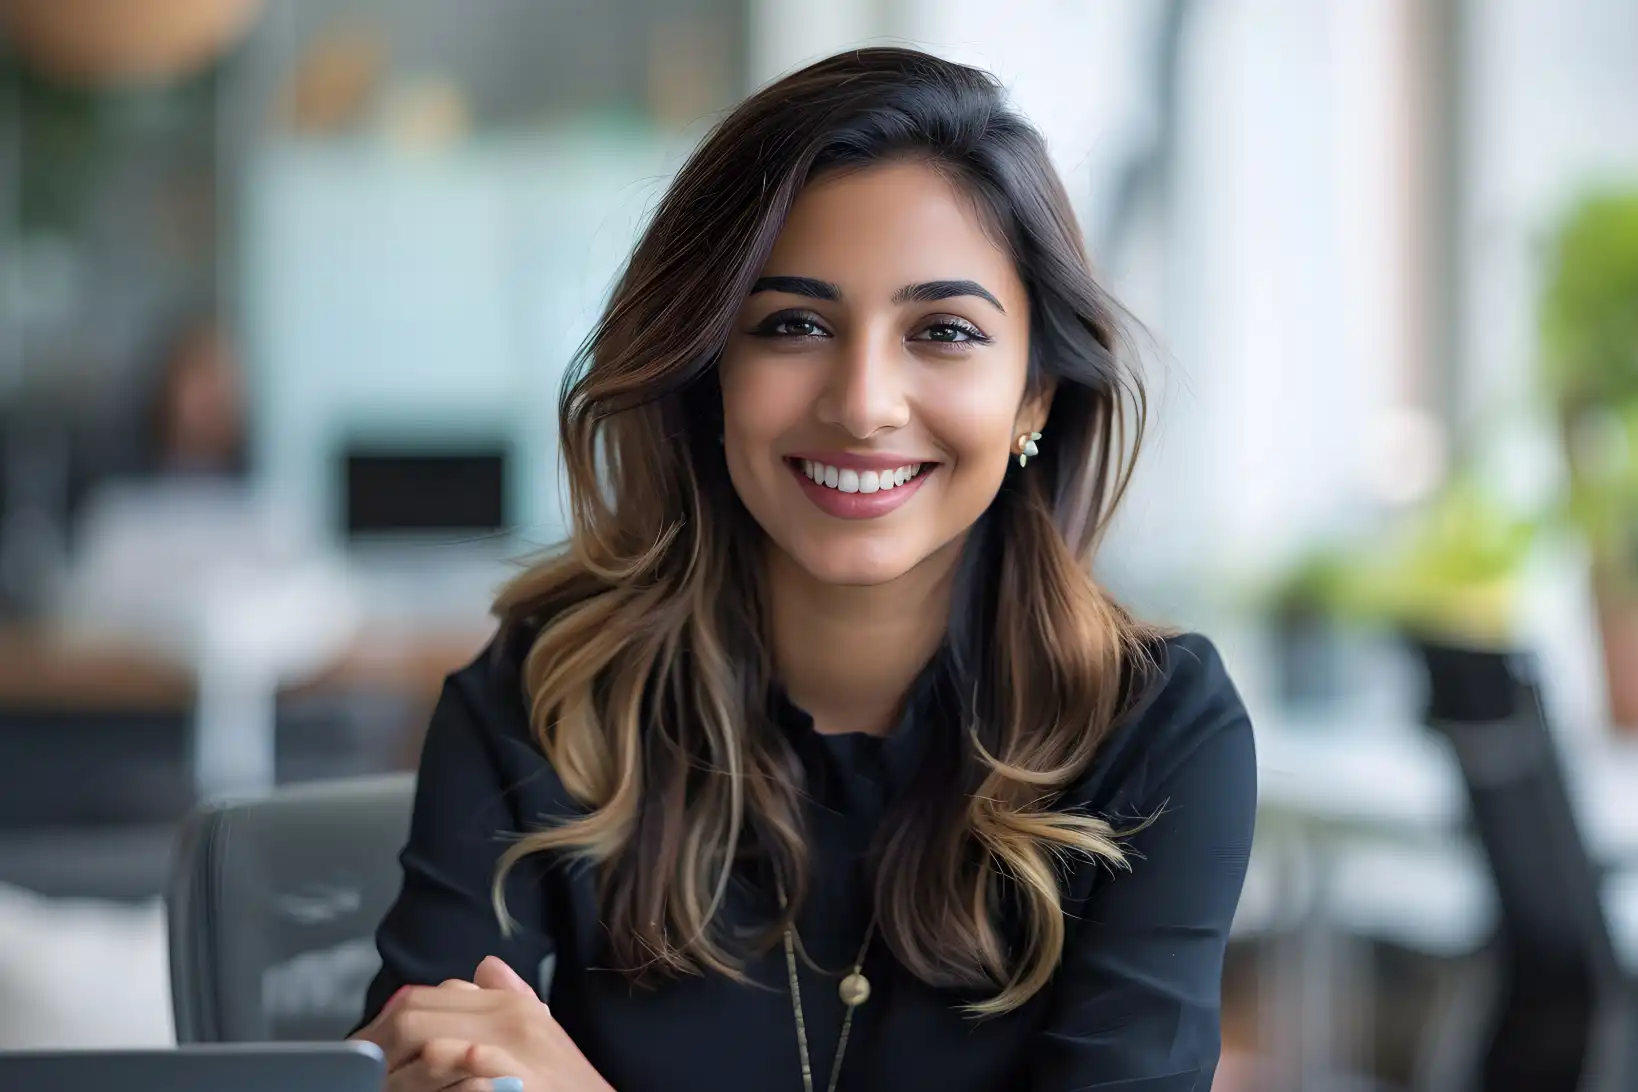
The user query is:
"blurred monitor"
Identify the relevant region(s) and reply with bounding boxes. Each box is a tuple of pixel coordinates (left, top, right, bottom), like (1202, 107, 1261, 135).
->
(242, 133, 676, 555)
(343, 446, 509, 541)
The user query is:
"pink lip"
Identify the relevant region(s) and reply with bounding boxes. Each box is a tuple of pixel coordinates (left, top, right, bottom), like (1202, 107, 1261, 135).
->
(787, 451, 933, 472)
(787, 459, 934, 520)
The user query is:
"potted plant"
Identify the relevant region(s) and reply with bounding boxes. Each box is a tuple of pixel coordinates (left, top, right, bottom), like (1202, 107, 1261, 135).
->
(1541, 191, 1638, 725)
(1261, 474, 1536, 709)
(1363, 474, 1539, 650)
(1265, 545, 1362, 706)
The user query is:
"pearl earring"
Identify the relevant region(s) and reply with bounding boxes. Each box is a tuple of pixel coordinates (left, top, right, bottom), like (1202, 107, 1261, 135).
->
(1016, 430, 1042, 468)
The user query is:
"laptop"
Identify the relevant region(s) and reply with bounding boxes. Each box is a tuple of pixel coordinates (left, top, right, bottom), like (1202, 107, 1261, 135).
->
(0, 1041, 384, 1092)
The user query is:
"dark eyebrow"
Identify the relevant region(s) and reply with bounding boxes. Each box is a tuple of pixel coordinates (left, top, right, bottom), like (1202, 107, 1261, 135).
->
(749, 276, 842, 301)
(892, 279, 1006, 314)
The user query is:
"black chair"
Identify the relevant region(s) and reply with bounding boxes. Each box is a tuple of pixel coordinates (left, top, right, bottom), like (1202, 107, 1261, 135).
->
(1415, 640, 1638, 1092)
(167, 774, 414, 1042)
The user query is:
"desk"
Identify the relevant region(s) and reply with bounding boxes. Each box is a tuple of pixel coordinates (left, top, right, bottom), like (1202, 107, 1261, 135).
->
(0, 627, 191, 712)
(0, 622, 491, 794)
(0, 624, 490, 711)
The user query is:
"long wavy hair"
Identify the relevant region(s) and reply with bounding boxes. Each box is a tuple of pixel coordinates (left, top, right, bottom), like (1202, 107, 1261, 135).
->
(492, 47, 1157, 1015)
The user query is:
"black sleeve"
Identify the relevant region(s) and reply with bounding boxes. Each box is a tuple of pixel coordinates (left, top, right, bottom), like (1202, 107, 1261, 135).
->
(354, 651, 558, 1032)
(1029, 640, 1258, 1091)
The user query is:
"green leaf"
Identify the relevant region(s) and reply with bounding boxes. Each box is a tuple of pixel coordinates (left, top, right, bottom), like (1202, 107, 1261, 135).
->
(1541, 191, 1638, 409)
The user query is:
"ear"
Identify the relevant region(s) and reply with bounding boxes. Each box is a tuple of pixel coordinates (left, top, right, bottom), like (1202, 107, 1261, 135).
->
(1015, 378, 1056, 438)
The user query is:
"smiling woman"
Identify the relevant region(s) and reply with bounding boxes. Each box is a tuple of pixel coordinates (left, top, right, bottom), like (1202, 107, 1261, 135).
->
(351, 47, 1256, 1092)
(721, 160, 1039, 587)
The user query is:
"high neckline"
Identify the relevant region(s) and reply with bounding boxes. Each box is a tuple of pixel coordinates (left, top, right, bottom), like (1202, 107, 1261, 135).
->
(769, 649, 948, 817)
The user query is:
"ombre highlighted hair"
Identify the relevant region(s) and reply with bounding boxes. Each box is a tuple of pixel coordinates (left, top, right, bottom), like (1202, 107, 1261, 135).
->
(492, 47, 1157, 1015)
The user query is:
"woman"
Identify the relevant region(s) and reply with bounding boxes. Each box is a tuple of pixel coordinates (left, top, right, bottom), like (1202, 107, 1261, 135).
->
(353, 47, 1256, 1092)
(142, 314, 247, 478)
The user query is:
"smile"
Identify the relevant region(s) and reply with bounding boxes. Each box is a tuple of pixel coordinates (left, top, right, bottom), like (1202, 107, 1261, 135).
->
(801, 459, 926, 493)
(785, 457, 935, 520)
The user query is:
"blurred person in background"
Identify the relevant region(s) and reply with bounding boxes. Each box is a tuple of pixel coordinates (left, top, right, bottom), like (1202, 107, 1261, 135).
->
(351, 48, 1255, 1092)
(51, 309, 286, 656)
(142, 312, 247, 479)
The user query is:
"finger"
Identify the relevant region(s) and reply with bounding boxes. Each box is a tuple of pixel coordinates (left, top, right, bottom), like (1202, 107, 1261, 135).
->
(420, 1037, 478, 1080)
(376, 1010, 510, 1073)
(352, 983, 419, 1043)
(372, 986, 533, 1073)
(389, 1063, 490, 1092)
(446, 1078, 524, 1092)
(388, 987, 510, 1014)
(384, 1038, 474, 1092)
(391, 1039, 525, 1092)
(456, 1042, 526, 1081)
(473, 955, 537, 999)
(438, 978, 482, 991)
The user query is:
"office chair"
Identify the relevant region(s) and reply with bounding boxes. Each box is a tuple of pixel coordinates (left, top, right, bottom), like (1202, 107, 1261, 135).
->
(1414, 640, 1638, 1092)
(167, 774, 413, 1042)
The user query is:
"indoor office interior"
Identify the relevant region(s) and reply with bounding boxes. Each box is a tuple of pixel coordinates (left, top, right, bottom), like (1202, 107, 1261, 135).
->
(0, 1, 1636, 1089)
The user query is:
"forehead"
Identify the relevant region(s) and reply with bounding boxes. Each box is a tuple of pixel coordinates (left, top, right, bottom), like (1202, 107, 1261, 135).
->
(761, 160, 1025, 305)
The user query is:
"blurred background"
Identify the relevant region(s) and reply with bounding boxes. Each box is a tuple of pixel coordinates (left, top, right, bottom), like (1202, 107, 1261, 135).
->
(0, 1, 1636, 1089)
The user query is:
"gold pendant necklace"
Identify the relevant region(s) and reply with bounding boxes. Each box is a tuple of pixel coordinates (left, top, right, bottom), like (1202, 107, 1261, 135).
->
(782, 916, 877, 1092)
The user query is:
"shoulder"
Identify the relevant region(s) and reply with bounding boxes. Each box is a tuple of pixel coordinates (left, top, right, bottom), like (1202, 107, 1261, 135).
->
(446, 618, 539, 732)
(1061, 631, 1256, 816)
(1127, 632, 1251, 763)
(419, 617, 573, 815)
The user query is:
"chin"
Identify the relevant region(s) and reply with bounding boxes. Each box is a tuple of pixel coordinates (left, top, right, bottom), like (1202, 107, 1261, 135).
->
(787, 541, 923, 588)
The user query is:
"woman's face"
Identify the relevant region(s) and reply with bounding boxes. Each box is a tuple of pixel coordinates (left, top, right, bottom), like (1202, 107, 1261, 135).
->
(719, 159, 1047, 587)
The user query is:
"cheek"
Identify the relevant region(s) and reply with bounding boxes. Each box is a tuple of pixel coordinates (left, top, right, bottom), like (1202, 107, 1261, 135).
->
(720, 352, 816, 432)
(926, 366, 1030, 474)
(718, 353, 815, 485)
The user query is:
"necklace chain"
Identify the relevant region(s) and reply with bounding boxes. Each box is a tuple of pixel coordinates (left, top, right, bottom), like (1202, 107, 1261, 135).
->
(782, 912, 876, 1092)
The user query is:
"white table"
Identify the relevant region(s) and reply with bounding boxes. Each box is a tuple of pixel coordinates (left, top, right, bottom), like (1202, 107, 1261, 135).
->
(1256, 711, 1638, 861)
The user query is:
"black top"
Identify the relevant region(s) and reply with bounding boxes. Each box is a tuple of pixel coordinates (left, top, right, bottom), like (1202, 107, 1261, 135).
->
(359, 627, 1257, 1091)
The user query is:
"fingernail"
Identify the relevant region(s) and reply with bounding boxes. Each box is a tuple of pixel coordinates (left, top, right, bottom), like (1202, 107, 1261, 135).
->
(385, 985, 410, 1009)
(492, 1078, 524, 1092)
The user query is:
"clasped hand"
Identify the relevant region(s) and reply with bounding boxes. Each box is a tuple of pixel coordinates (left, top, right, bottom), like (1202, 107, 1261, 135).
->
(352, 955, 613, 1092)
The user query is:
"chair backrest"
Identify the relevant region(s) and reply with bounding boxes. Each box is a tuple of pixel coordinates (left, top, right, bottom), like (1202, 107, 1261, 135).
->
(1417, 641, 1626, 1092)
(167, 774, 414, 1043)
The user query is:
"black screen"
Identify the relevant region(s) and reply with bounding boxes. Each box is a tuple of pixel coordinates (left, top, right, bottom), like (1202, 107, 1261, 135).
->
(343, 448, 508, 537)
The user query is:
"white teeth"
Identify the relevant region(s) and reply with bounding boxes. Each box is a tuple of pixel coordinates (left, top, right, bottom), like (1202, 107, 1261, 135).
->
(797, 460, 926, 493)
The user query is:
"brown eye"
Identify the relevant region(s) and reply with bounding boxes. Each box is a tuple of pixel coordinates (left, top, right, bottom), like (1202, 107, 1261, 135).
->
(912, 318, 990, 346)
(749, 310, 830, 339)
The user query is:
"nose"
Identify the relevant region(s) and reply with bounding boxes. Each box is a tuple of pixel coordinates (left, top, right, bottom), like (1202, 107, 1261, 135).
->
(814, 329, 910, 439)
